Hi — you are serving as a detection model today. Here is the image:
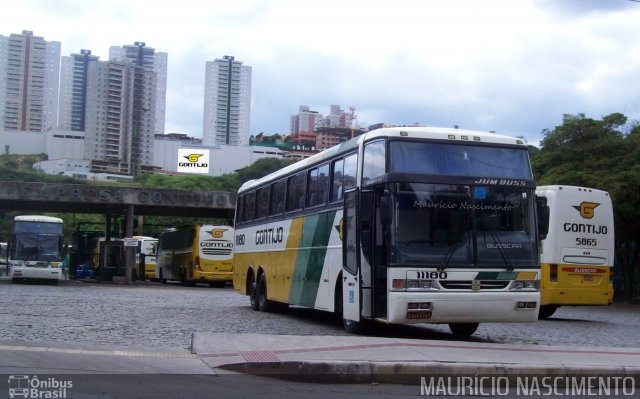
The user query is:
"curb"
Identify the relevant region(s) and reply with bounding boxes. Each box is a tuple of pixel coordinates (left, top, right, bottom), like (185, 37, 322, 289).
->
(218, 360, 640, 385)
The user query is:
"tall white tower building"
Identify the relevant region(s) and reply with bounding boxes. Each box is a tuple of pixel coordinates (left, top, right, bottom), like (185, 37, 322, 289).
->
(202, 55, 252, 146)
(58, 49, 99, 131)
(0, 30, 60, 132)
(109, 42, 167, 135)
(84, 59, 156, 175)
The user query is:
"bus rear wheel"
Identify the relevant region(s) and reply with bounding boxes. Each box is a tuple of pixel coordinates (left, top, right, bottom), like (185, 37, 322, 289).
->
(449, 322, 479, 336)
(248, 273, 259, 311)
(257, 273, 275, 312)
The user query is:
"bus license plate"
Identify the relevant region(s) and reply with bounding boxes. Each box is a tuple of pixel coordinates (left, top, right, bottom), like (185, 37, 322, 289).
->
(583, 275, 594, 282)
(406, 311, 432, 320)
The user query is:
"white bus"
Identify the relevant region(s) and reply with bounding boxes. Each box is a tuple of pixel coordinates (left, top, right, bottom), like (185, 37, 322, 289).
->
(234, 126, 543, 336)
(0, 242, 7, 276)
(9, 215, 65, 282)
(131, 236, 158, 280)
(536, 185, 614, 319)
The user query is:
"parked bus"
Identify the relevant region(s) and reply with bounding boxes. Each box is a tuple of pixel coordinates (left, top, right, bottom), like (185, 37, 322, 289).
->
(8, 215, 65, 282)
(535, 185, 614, 319)
(156, 225, 234, 286)
(131, 236, 158, 280)
(234, 126, 544, 336)
(0, 242, 7, 276)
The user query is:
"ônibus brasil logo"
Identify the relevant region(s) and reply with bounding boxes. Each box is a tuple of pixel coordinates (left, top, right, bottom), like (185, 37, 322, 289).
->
(8, 375, 73, 398)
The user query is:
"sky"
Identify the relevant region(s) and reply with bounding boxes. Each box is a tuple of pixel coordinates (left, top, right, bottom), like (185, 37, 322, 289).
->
(3, 0, 640, 146)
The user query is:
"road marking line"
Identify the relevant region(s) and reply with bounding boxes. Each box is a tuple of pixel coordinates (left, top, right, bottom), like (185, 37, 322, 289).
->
(0, 344, 198, 358)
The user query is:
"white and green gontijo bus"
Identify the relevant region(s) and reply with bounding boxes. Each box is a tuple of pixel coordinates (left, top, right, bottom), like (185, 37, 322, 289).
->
(233, 126, 544, 335)
(8, 215, 65, 283)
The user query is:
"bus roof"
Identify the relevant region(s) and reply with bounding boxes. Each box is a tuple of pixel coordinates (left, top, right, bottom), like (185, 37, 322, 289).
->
(14, 215, 63, 224)
(239, 126, 527, 194)
(536, 185, 610, 196)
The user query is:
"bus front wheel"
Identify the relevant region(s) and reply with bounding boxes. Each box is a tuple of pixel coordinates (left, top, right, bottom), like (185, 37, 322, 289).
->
(342, 318, 367, 334)
(449, 323, 479, 336)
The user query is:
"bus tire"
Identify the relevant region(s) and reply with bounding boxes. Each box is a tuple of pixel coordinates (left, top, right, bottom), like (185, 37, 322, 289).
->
(342, 318, 367, 334)
(449, 322, 479, 336)
(257, 273, 275, 312)
(248, 273, 259, 311)
(538, 305, 559, 320)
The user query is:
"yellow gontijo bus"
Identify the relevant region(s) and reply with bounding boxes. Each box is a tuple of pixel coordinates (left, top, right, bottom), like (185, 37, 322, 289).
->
(156, 225, 234, 287)
(535, 185, 614, 319)
(234, 126, 544, 336)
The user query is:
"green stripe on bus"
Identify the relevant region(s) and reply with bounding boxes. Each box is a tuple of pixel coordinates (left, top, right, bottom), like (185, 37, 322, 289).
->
(289, 211, 336, 307)
(475, 271, 518, 280)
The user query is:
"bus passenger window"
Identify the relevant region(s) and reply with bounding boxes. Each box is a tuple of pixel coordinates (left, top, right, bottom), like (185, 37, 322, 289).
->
(243, 192, 256, 222)
(270, 180, 286, 215)
(307, 168, 318, 207)
(286, 173, 305, 212)
(343, 153, 358, 191)
(331, 159, 344, 202)
(307, 163, 329, 207)
(317, 163, 329, 205)
(255, 187, 269, 219)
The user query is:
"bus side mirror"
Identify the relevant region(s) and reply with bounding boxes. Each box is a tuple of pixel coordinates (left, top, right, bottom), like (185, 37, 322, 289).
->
(536, 196, 549, 240)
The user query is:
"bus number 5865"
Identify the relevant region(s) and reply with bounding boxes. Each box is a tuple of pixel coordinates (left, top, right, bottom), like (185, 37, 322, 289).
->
(576, 238, 597, 246)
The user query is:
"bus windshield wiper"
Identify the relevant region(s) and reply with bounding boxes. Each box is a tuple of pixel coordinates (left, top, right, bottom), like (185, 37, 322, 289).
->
(439, 213, 470, 272)
(487, 229, 514, 271)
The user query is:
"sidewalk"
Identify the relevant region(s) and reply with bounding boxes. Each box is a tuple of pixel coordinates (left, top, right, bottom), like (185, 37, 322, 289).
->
(192, 333, 640, 384)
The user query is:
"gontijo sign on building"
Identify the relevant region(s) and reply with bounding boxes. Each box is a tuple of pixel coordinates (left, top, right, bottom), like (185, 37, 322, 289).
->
(177, 148, 210, 174)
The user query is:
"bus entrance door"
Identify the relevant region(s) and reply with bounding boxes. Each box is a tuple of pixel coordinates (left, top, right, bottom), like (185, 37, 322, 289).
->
(342, 190, 361, 326)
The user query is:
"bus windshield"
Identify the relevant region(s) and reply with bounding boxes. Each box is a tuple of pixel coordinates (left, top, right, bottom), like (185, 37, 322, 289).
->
(390, 141, 532, 179)
(158, 228, 195, 251)
(391, 183, 537, 268)
(14, 221, 64, 235)
(13, 234, 62, 262)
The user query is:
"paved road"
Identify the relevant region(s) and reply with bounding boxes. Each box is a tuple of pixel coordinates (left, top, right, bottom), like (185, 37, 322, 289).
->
(0, 281, 638, 351)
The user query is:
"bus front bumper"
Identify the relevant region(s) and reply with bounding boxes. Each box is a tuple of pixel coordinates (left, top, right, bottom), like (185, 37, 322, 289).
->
(387, 291, 540, 324)
(11, 266, 62, 280)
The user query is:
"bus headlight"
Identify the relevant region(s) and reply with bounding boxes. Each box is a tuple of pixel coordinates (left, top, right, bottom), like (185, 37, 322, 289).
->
(392, 279, 437, 291)
(511, 280, 539, 291)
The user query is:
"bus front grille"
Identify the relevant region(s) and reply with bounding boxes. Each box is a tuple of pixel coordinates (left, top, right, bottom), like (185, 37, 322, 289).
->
(440, 280, 509, 290)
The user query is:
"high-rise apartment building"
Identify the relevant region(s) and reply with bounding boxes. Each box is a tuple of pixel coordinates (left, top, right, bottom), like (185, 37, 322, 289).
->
(290, 105, 323, 134)
(324, 104, 354, 129)
(109, 42, 167, 135)
(58, 49, 99, 131)
(0, 30, 60, 132)
(202, 55, 252, 146)
(84, 60, 156, 175)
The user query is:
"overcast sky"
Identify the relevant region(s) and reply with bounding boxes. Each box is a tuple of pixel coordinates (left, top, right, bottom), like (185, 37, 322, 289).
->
(3, 0, 640, 145)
